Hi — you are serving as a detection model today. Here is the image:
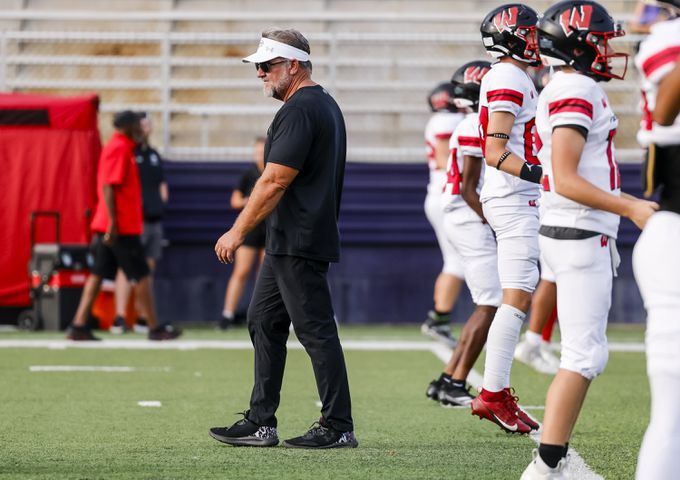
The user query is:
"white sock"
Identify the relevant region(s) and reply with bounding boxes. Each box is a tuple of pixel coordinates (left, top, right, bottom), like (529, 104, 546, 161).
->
(483, 304, 525, 392)
(525, 330, 542, 347)
(222, 310, 234, 319)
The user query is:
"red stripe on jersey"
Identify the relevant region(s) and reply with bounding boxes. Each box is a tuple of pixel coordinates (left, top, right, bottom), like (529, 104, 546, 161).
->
(458, 136, 481, 147)
(548, 98, 593, 118)
(434, 132, 453, 140)
(487, 89, 524, 106)
(642, 46, 680, 78)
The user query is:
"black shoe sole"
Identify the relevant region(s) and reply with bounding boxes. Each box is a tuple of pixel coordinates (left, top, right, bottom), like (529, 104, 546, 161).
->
(208, 429, 279, 447)
(282, 439, 358, 449)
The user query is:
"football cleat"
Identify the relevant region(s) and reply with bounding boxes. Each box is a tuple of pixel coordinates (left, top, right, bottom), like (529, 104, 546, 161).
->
(426, 378, 443, 401)
(421, 311, 458, 349)
(471, 388, 532, 434)
(520, 449, 567, 480)
(439, 382, 475, 407)
(515, 339, 559, 375)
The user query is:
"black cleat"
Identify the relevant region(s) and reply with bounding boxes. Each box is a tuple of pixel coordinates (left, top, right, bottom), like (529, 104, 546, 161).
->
(148, 323, 182, 341)
(283, 419, 358, 449)
(426, 378, 443, 401)
(109, 315, 129, 334)
(421, 311, 458, 349)
(209, 411, 279, 447)
(439, 382, 475, 407)
(66, 325, 101, 341)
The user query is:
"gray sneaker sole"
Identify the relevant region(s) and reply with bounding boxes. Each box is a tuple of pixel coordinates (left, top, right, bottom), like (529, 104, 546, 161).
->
(208, 430, 279, 447)
(282, 438, 359, 449)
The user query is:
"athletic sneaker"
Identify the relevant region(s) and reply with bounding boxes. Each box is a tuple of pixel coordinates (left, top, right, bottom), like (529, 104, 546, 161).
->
(109, 315, 129, 334)
(520, 449, 567, 480)
(133, 318, 149, 334)
(515, 339, 559, 375)
(283, 419, 358, 449)
(426, 378, 443, 401)
(439, 382, 475, 407)
(471, 388, 532, 434)
(148, 323, 182, 341)
(66, 325, 101, 341)
(209, 411, 279, 447)
(421, 311, 458, 349)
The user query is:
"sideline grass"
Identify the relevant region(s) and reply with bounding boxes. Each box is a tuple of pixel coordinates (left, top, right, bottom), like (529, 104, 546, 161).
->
(0, 325, 648, 479)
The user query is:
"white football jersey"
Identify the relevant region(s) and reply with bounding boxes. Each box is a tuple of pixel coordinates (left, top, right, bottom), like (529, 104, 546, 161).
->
(425, 112, 464, 194)
(635, 17, 680, 147)
(536, 71, 621, 238)
(443, 113, 484, 213)
(478, 62, 540, 204)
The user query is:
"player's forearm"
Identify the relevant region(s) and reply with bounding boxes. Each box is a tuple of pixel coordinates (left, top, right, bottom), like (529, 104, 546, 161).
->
(653, 62, 680, 126)
(553, 172, 633, 219)
(461, 186, 485, 221)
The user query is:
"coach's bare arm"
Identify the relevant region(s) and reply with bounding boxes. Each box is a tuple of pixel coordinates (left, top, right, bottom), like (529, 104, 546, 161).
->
(215, 163, 298, 263)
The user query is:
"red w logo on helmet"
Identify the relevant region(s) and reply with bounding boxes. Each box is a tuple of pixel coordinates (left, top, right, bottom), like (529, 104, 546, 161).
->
(493, 7, 518, 33)
(559, 5, 593, 36)
(463, 66, 490, 85)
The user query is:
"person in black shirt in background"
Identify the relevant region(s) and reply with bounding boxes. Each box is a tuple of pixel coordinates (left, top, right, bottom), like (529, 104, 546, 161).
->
(219, 136, 267, 329)
(209, 28, 356, 449)
(111, 112, 169, 334)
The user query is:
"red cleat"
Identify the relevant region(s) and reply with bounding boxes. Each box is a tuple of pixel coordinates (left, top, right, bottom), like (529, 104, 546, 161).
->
(505, 387, 540, 431)
(471, 388, 532, 434)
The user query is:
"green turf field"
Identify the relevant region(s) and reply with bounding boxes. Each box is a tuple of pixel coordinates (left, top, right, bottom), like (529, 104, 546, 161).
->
(0, 324, 647, 479)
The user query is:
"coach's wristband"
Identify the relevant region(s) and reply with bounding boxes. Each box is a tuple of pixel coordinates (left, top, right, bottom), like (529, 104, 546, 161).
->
(519, 162, 542, 184)
(496, 151, 511, 170)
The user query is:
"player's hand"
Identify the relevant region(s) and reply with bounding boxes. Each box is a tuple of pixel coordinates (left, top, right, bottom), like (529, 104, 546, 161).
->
(215, 229, 244, 264)
(104, 225, 118, 246)
(627, 199, 659, 230)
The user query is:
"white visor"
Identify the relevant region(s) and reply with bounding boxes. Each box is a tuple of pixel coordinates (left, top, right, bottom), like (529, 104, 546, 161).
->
(242, 37, 310, 63)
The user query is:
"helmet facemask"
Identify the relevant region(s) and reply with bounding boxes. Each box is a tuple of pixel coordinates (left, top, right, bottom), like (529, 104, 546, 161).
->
(584, 25, 628, 80)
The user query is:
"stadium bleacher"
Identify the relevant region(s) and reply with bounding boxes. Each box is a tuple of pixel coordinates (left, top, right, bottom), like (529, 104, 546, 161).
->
(0, 0, 643, 161)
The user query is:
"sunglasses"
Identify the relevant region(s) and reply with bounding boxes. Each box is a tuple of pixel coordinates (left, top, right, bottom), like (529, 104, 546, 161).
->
(255, 60, 288, 73)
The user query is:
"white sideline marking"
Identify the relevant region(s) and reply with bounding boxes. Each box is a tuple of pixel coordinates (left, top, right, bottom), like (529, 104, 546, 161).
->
(137, 401, 162, 408)
(431, 343, 602, 480)
(30, 365, 136, 372)
(0, 339, 437, 350)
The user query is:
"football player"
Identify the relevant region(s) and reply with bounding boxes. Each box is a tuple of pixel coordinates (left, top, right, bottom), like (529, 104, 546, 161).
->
(522, 2, 658, 477)
(470, 3, 543, 435)
(422, 83, 466, 348)
(633, 1, 680, 478)
(426, 61, 502, 407)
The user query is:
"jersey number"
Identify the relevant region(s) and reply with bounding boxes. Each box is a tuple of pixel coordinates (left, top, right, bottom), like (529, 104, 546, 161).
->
(445, 148, 462, 195)
(606, 128, 620, 190)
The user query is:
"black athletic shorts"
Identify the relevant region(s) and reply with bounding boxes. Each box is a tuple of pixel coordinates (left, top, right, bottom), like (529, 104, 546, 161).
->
(90, 233, 150, 281)
(243, 222, 266, 248)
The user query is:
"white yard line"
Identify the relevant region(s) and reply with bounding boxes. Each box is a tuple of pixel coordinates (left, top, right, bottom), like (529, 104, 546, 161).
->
(29, 365, 137, 372)
(430, 343, 602, 479)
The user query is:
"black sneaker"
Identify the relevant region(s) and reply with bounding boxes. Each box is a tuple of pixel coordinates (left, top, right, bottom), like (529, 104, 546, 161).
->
(283, 419, 358, 449)
(420, 310, 458, 349)
(426, 378, 443, 401)
(148, 323, 182, 341)
(438, 382, 475, 407)
(109, 315, 128, 334)
(209, 411, 279, 447)
(218, 315, 232, 331)
(66, 325, 101, 341)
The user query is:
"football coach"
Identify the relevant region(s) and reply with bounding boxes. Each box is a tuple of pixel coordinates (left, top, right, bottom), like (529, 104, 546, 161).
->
(209, 28, 357, 449)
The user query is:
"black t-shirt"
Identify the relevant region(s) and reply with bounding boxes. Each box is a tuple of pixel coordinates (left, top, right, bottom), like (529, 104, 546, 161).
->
(264, 85, 346, 262)
(236, 165, 261, 198)
(134, 145, 165, 221)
